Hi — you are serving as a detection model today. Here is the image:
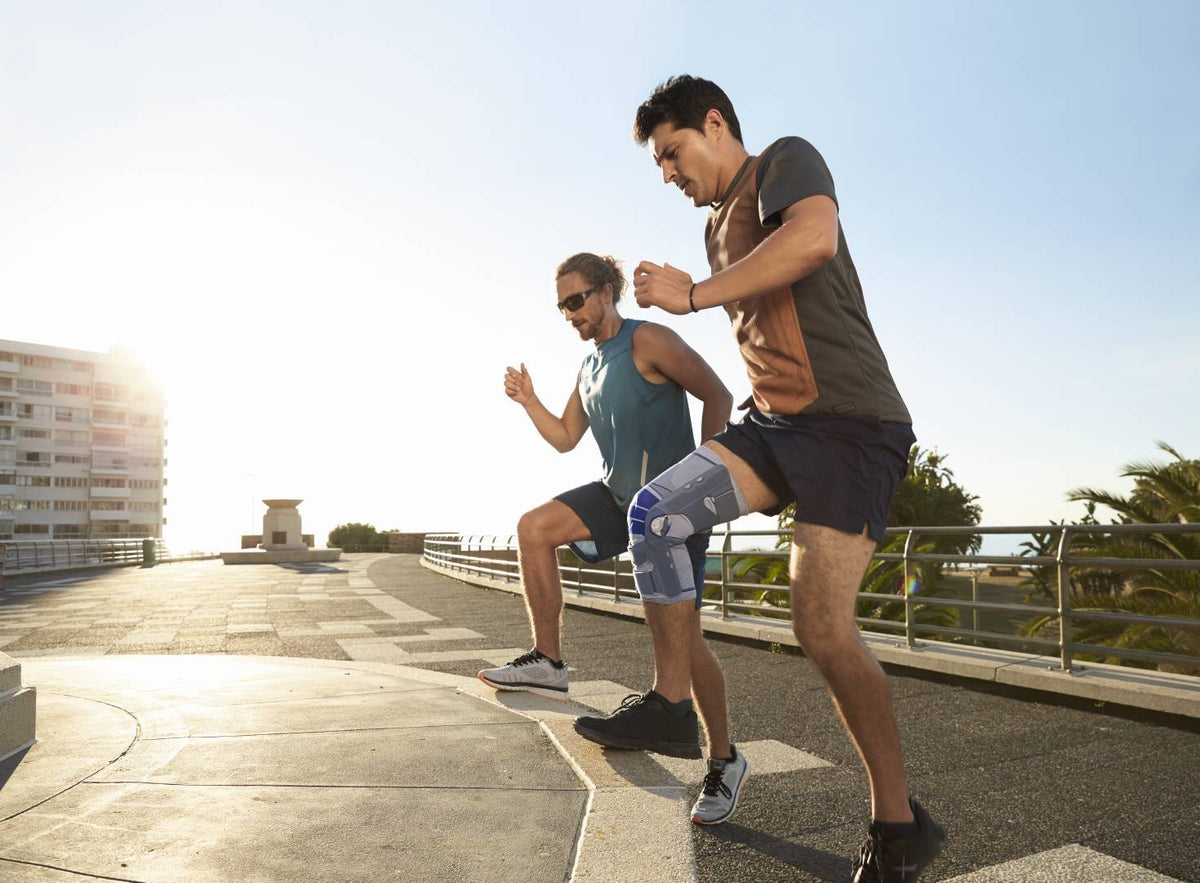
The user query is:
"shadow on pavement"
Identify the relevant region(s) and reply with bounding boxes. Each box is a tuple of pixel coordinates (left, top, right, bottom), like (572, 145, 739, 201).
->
(0, 745, 32, 793)
(705, 822, 848, 881)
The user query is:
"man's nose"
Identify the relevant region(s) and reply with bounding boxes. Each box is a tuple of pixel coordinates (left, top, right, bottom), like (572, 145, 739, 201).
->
(661, 163, 675, 185)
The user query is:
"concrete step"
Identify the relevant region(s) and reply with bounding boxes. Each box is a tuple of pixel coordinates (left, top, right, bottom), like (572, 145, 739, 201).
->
(0, 686, 36, 762)
(0, 653, 21, 697)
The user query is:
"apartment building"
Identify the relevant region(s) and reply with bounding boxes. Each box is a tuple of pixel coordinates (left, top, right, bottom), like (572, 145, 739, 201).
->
(0, 339, 166, 542)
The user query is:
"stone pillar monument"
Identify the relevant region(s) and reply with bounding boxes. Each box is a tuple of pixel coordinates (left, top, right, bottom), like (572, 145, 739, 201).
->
(261, 499, 307, 551)
(220, 498, 341, 565)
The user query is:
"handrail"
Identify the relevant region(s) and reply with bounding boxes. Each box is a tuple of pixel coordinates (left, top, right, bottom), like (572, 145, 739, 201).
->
(423, 524, 1200, 675)
(0, 538, 218, 575)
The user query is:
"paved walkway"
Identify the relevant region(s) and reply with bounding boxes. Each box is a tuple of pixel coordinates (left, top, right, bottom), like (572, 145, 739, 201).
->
(0, 554, 1196, 881)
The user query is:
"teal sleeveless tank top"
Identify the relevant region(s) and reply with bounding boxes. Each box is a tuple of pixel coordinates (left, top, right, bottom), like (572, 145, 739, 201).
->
(578, 319, 696, 510)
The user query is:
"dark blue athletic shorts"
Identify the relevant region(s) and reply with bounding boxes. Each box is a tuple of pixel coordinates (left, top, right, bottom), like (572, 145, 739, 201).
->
(712, 410, 915, 543)
(554, 481, 710, 609)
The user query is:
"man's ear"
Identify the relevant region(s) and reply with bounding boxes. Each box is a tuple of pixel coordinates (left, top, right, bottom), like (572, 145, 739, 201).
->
(705, 108, 727, 139)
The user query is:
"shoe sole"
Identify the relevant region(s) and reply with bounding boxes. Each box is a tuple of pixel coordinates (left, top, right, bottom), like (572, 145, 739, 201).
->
(477, 672, 571, 702)
(572, 720, 702, 759)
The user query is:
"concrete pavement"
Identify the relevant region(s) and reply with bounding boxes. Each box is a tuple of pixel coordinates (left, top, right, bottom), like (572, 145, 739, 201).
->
(0, 554, 1197, 881)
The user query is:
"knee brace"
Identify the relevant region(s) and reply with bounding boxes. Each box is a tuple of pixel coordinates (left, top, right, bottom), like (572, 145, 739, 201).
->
(627, 446, 748, 604)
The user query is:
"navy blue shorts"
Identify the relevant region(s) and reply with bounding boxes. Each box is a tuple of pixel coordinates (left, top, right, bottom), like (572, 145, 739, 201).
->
(554, 481, 710, 609)
(712, 411, 915, 543)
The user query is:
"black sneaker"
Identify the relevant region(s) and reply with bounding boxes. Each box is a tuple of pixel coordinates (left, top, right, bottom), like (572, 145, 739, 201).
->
(851, 799, 946, 882)
(572, 691, 702, 759)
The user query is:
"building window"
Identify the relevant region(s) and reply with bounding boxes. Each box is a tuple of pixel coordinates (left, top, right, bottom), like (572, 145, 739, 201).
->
(130, 479, 161, 490)
(91, 500, 126, 511)
(92, 477, 127, 489)
(55, 429, 90, 447)
(17, 428, 52, 440)
(16, 475, 51, 487)
(0, 472, 15, 485)
(17, 404, 52, 421)
(55, 383, 92, 396)
(14, 500, 51, 510)
(131, 501, 160, 512)
(18, 355, 52, 369)
(15, 523, 51, 534)
(16, 379, 53, 396)
(54, 500, 88, 511)
(93, 407, 127, 424)
(53, 523, 87, 537)
(93, 383, 130, 402)
(54, 476, 89, 488)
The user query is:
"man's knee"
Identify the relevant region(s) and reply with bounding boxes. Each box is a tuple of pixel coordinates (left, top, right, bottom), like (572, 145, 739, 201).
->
(792, 612, 860, 663)
(517, 505, 568, 549)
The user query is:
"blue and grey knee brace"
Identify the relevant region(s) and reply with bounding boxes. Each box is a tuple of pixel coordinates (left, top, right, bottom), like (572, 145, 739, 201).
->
(627, 446, 749, 604)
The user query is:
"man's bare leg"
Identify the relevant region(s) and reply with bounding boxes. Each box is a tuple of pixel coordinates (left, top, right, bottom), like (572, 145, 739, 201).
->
(704, 440, 912, 822)
(644, 601, 693, 702)
(689, 621, 731, 758)
(790, 523, 912, 824)
(515, 500, 590, 661)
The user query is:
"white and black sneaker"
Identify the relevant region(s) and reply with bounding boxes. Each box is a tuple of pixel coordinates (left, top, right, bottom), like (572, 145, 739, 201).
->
(478, 648, 568, 698)
(690, 744, 750, 825)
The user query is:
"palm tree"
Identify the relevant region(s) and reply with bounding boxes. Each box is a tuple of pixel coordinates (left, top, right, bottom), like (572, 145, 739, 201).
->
(1021, 442, 1200, 673)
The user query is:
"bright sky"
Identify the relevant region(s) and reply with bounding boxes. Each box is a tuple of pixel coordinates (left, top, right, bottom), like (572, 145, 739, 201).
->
(2, 2, 1197, 553)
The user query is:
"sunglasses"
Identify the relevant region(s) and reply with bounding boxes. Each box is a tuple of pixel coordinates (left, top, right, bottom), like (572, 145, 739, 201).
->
(556, 285, 601, 313)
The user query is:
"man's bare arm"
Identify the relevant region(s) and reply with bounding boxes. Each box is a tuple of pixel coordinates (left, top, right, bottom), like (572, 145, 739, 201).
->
(633, 195, 838, 315)
(632, 325, 732, 441)
(505, 363, 589, 453)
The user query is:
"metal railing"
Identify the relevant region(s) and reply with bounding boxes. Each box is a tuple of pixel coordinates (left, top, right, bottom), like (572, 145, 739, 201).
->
(0, 538, 217, 576)
(424, 524, 1200, 674)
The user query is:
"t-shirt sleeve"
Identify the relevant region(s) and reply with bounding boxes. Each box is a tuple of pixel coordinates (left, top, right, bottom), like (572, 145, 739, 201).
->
(756, 137, 838, 228)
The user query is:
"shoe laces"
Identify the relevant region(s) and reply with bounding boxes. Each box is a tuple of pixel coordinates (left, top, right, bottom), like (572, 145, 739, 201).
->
(614, 692, 650, 712)
(853, 830, 886, 881)
(508, 649, 543, 667)
(700, 765, 732, 799)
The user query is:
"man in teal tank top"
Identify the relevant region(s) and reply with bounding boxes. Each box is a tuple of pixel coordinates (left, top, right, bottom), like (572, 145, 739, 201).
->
(479, 253, 742, 789)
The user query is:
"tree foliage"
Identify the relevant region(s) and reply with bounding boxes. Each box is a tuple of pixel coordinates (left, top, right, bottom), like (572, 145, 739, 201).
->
(328, 522, 386, 550)
(1021, 442, 1200, 673)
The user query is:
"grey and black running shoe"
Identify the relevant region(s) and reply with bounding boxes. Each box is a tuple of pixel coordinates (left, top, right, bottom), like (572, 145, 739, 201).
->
(477, 648, 568, 697)
(572, 691, 701, 759)
(851, 799, 946, 882)
(691, 743, 750, 825)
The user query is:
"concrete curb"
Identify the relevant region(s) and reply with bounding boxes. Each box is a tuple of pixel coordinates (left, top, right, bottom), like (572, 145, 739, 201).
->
(421, 558, 1200, 720)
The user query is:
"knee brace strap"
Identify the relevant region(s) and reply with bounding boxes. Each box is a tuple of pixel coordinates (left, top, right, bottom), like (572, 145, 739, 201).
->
(628, 447, 748, 604)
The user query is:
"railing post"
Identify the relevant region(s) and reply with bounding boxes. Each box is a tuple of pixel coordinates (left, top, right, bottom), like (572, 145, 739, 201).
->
(1056, 526, 1074, 672)
(720, 528, 732, 620)
(613, 555, 620, 601)
(903, 529, 916, 648)
(970, 569, 980, 644)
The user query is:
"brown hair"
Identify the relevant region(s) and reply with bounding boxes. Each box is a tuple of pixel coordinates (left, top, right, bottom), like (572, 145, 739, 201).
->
(555, 253, 626, 304)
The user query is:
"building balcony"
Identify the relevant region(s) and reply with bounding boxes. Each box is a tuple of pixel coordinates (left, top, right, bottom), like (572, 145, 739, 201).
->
(92, 465, 130, 476)
(0, 387, 16, 400)
(90, 486, 131, 499)
(91, 442, 130, 453)
(0, 359, 17, 374)
(0, 411, 16, 423)
(16, 459, 52, 469)
(90, 509, 130, 520)
(92, 419, 129, 431)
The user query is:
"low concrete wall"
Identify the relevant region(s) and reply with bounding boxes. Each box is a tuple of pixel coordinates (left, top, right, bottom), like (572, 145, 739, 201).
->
(387, 533, 430, 554)
(421, 556, 1200, 721)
